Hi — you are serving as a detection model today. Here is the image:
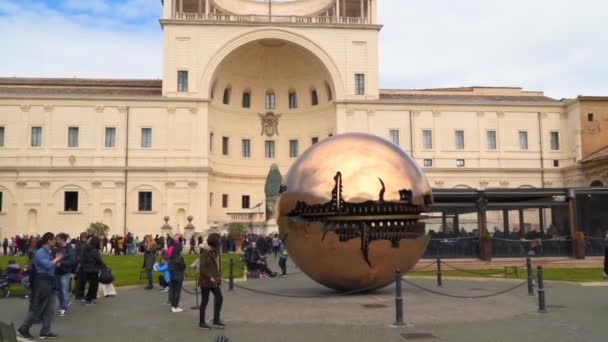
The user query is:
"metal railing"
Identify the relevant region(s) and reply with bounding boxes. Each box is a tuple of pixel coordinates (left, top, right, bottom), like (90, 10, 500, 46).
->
(171, 12, 370, 25)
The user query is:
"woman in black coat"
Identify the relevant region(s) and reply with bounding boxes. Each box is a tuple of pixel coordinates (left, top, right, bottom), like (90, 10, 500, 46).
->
(81, 237, 105, 304)
(168, 243, 185, 312)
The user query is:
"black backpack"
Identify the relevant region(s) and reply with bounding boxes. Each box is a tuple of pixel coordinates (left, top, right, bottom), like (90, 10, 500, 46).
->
(99, 266, 114, 284)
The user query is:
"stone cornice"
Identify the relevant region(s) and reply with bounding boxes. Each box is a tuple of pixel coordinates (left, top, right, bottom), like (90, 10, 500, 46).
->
(159, 19, 383, 31)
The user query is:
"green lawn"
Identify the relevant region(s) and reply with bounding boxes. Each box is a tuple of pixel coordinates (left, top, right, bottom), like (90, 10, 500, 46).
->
(0, 253, 245, 288)
(409, 267, 606, 283)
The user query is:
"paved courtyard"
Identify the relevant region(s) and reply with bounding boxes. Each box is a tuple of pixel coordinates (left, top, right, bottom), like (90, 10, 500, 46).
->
(0, 260, 606, 341)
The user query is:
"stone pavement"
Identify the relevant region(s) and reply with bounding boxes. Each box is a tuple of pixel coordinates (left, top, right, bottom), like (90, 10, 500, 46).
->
(0, 259, 606, 341)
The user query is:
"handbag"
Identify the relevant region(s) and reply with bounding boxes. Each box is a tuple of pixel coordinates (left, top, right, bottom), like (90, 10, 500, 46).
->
(99, 266, 114, 284)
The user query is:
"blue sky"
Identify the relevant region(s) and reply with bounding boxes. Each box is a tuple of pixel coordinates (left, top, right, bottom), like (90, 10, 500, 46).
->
(0, 0, 607, 99)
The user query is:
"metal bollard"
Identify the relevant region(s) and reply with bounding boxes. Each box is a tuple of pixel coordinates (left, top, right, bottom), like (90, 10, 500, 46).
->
(436, 257, 443, 288)
(526, 257, 534, 296)
(393, 269, 406, 327)
(537, 266, 547, 314)
(229, 258, 234, 291)
(191, 278, 200, 310)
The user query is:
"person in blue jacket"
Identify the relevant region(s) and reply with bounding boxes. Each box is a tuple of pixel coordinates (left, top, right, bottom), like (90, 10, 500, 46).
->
(153, 255, 170, 293)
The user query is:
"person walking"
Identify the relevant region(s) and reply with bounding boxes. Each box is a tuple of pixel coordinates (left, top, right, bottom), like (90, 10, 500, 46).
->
(81, 236, 105, 305)
(168, 243, 185, 313)
(272, 234, 280, 258)
(199, 233, 225, 330)
(2, 237, 8, 256)
(189, 236, 197, 255)
(143, 237, 157, 290)
(17, 232, 64, 340)
(278, 241, 288, 277)
(55, 233, 77, 316)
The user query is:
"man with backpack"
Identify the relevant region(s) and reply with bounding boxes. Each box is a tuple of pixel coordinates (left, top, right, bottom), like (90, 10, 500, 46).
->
(55, 233, 77, 316)
(199, 233, 225, 330)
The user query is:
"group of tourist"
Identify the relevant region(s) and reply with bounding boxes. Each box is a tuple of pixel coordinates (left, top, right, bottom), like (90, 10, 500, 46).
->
(2, 235, 39, 257)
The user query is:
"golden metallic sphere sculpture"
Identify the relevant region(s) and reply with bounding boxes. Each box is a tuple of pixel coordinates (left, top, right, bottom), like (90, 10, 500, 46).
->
(277, 133, 433, 291)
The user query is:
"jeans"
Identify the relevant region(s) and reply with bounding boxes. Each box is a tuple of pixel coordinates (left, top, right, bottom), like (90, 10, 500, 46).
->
(200, 286, 223, 324)
(279, 258, 287, 275)
(145, 269, 153, 288)
(169, 280, 183, 308)
(56, 273, 71, 311)
(20, 276, 55, 335)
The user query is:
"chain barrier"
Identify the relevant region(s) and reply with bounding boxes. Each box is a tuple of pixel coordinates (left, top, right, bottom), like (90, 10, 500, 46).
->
(410, 262, 437, 272)
(401, 277, 528, 299)
(440, 260, 526, 276)
(231, 279, 392, 299)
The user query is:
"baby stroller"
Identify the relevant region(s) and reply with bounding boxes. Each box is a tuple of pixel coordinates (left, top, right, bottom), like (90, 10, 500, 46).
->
(0, 264, 31, 298)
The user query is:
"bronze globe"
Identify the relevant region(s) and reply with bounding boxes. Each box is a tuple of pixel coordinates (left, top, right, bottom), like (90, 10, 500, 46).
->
(277, 133, 433, 291)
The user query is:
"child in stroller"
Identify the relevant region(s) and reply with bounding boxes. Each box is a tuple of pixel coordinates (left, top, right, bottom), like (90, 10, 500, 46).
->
(0, 259, 30, 298)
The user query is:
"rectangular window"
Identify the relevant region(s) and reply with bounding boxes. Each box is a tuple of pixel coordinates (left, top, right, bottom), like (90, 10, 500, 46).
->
(487, 130, 497, 150)
(222, 136, 229, 156)
(265, 140, 275, 159)
(209, 192, 213, 207)
(550, 132, 560, 150)
(0, 126, 4, 147)
(209, 133, 214, 152)
(242, 92, 251, 108)
(519, 131, 528, 150)
(422, 130, 433, 149)
(553, 160, 559, 167)
(138, 192, 152, 212)
(222, 194, 228, 208)
(141, 128, 152, 148)
(311, 137, 319, 145)
(177, 70, 188, 92)
(455, 130, 465, 150)
(288, 92, 298, 109)
(355, 74, 365, 95)
(588, 113, 594, 122)
(456, 159, 465, 167)
(31, 126, 42, 147)
(105, 127, 116, 148)
(242, 139, 251, 158)
(68, 127, 79, 147)
(265, 92, 276, 110)
(0, 192, 3, 212)
(423, 159, 433, 167)
(289, 139, 299, 158)
(242, 195, 250, 209)
(64, 191, 78, 212)
(389, 130, 400, 146)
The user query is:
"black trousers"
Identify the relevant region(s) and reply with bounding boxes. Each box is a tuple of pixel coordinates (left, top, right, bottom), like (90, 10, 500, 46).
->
(200, 286, 223, 324)
(84, 272, 99, 302)
(279, 258, 287, 275)
(20, 277, 55, 335)
(169, 280, 183, 308)
(604, 246, 608, 274)
(74, 270, 85, 299)
(158, 276, 169, 288)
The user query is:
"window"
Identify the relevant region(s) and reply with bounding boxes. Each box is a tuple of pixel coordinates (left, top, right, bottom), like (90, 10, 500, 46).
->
(265, 90, 275, 110)
(288, 91, 298, 109)
(64, 191, 78, 212)
(222, 194, 228, 208)
(311, 89, 319, 106)
(67, 127, 79, 147)
(265, 140, 275, 158)
(105, 127, 116, 148)
(31, 126, 42, 147)
(209, 132, 214, 152)
(141, 128, 152, 148)
(487, 130, 497, 150)
(355, 74, 365, 95)
(222, 87, 231, 105)
(289, 140, 299, 158)
(455, 130, 465, 150)
(550, 132, 560, 150)
(242, 195, 250, 209)
(0, 192, 3, 212)
(0, 126, 4, 147)
(138, 192, 152, 212)
(588, 113, 594, 122)
(424, 159, 433, 167)
(222, 136, 229, 156)
(209, 192, 213, 207)
(422, 130, 433, 149)
(328, 133, 333, 137)
(519, 131, 528, 150)
(326, 83, 333, 101)
(456, 159, 465, 167)
(242, 139, 251, 158)
(311, 137, 319, 145)
(177, 70, 188, 92)
(242, 92, 251, 108)
(553, 160, 559, 167)
(389, 130, 400, 146)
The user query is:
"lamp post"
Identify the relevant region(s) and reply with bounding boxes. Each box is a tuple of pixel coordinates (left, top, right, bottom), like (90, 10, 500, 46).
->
(251, 202, 263, 235)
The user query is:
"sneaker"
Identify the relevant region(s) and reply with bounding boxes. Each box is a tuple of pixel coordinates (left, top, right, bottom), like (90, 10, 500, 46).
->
(172, 307, 183, 313)
(160, 287, 169, 293)
(85, 300, 97, 306)
(39, 332, 58, 339)
(213, 321, 226, 329)
(58, 309, 66, 317)
(199, 322, 212, 330)
(17, 328, 34, 340)
(80, 298, 87, 303)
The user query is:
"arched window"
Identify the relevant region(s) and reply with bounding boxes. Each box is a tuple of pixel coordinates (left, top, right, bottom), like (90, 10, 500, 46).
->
(591, 180, 604, 187)
(311, 89, 319, 106)
(222, 87, 231, 105)
(242, 90, 251, 108)
(265, 90, 275, 110)
(288, 90, 298, 109)
(325, 82, 333, 101)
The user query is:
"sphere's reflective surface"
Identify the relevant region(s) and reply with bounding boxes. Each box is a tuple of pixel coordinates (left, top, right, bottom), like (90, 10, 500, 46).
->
(278, 133, 433, 291)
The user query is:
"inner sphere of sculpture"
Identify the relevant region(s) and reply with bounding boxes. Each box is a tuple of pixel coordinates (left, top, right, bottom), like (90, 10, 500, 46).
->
(277, 133, 433, 292)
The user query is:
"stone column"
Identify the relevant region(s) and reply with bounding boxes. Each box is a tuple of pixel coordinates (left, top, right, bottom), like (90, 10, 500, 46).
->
(518, 208, 525, 238)
(502, 209, 510, 234)
(205, 0, 209, 15)
(179, 0, 183, 17)
(198, 0, 203, 18)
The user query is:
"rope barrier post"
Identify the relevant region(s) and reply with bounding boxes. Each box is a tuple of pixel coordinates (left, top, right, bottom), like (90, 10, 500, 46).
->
(436, 257, 443, 288)
(537, 266, 547, 314)
(526, 257, 534, 296)
(392, 269, 407, 327)
(229, 258, 234, 291)
(190, 277, 200, 310)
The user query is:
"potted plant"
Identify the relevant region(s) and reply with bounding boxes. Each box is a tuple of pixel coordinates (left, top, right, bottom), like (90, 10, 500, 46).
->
(479, 232, 493, 261)
(227, 223, 248, 251)
(573, 232, 586, 259)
